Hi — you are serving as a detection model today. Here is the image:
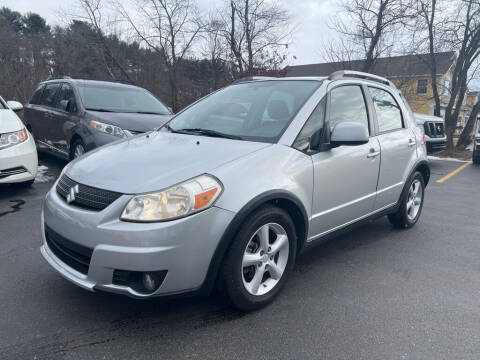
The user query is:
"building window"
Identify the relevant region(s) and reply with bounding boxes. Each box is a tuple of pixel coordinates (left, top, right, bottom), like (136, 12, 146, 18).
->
(417, 79, 428, 94)
(444, 79, 450, 95)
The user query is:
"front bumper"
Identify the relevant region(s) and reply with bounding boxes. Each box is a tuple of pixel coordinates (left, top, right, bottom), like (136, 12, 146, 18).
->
(426, 136, 447, 154)
(0, 133, 38, 183)
(41, 184, 235, 298)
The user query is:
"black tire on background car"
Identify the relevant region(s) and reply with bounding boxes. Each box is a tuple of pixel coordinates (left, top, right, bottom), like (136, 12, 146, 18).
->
(220, 205, 297, 311)
(70, 138, 86, 160)
(473, 155, 480, 165)
(13, 179, 34, 187)
(388, 171, 425, 228)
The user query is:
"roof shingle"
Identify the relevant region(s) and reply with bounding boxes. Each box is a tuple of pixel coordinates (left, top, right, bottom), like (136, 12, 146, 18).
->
(285, 51, 456, 78)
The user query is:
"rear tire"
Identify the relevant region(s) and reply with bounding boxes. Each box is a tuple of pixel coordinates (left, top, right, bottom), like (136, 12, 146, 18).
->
(473, 154, 480, 165)
(388, 171, 425, 228)
(220, 205, 296, 311)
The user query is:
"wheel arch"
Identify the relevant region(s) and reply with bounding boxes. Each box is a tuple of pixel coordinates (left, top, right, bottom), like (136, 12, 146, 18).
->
(414, 160, 430, 186)
(395, 160, 430, 210)
(199, 190, 309, 295)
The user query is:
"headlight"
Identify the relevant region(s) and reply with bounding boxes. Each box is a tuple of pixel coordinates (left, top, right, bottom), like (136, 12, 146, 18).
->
(0, 128, 28, 150)
(90, 120, 126, 138)
(120, 174, 223, 222)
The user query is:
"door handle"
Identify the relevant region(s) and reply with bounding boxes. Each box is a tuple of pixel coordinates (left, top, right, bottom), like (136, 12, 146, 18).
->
(367, 149, 380, 158)
(408, 139, 416, 147)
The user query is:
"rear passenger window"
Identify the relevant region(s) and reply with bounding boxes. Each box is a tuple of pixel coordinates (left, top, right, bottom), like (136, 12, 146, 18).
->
(30, 85, 44, 104)
(40, 83, 60, 107)
(369, 87, 403, 132)
(329, 85, 369, 132)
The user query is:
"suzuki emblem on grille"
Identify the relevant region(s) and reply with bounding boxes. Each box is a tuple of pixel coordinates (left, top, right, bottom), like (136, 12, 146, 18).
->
(437, 125, 442, 132)
(66, 184, 79, 204)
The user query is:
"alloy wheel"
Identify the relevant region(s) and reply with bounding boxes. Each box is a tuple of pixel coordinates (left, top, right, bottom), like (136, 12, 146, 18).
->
(406, 179, 423, 221)
(241, 223, 289, 296)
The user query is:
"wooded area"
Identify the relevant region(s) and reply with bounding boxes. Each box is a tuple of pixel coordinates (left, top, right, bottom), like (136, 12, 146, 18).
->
(1, 0, 479, 150)
(0, 0, 290, 112)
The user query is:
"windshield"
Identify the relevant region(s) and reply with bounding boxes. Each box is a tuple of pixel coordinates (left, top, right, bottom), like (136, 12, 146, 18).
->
(167, 80, 321, 142)
(78, 83, 170, 114)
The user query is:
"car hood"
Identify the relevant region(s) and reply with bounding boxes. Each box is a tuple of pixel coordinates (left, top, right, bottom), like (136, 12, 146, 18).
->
(413, 113, 444, 125)
(66, 131, 271, 194)
(0, 109, 23, 133)
(86, 110, 173, 132)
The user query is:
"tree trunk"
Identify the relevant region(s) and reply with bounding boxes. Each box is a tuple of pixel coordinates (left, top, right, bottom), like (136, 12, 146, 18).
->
(230, 1, 243, 75)
(361, 0, 386, 72)
(244, 0, 254, 74)
(426, 0, 441, 117)
(444, 113, 456, 152)
(456, 100, 480, 149)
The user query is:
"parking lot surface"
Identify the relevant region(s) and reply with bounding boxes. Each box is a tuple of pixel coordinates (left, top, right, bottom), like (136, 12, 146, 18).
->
(1, 154, 479, 359)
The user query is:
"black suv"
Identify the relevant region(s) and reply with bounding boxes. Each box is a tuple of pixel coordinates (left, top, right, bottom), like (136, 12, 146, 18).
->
(24, 79, 172, 160)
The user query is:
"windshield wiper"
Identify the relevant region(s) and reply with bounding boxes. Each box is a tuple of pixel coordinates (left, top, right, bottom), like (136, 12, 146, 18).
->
(85, 108, 115, 112)
(172, 128, 242, 140)
(132, 111, 169, 115)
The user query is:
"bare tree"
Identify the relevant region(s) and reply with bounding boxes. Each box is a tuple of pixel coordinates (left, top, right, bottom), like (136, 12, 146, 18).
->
(118, 0, 203, 111)
(220, 0, 291, 77)
(330, 0, 415, 71)
(438, 0, 480, 151)
(77, 0, 134, 83)
(416, 0, 443, 116)
(202, 15, 228, 90)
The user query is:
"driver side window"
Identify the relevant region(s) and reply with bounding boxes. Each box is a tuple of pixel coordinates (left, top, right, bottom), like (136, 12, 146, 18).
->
(328, 85, 369, 133)
(55, 84, 77, 113)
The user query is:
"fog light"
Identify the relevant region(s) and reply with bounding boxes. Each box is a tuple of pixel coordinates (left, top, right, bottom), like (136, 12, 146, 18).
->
(112, 269, 167, 294)
(142, 273, 158, 292)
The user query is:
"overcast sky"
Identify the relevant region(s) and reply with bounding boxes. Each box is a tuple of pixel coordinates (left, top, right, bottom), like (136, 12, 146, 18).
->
(2, 0, 338, 66)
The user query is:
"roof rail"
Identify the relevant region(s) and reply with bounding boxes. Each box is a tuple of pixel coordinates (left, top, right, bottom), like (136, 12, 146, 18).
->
(328, 70, 395, 87)
(44, 75, 73, 82)
(233, 76, 277, 84)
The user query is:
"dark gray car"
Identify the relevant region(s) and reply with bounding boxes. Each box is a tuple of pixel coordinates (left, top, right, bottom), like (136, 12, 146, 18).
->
(24, 79, 172, 160)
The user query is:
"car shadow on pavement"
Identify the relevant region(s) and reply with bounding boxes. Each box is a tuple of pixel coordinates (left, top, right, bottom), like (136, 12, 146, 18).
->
(3, 217, 405, 358)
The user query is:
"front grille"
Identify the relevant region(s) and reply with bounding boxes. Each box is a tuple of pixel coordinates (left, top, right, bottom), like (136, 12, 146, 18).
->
(424, 121, 445, 138)
(0, 166, 26, 179)
(56, 175, 122, 211)
(45, 225, 93, 275)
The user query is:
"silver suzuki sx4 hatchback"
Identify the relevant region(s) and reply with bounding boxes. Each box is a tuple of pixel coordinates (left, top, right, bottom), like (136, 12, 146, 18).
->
(41, 72, 429, 310)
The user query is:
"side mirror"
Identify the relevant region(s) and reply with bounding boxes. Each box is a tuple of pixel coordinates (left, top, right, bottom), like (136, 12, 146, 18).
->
(330, 122, 369, 146)
(7, 101, 23, 112)
(167, 106, 173, 114)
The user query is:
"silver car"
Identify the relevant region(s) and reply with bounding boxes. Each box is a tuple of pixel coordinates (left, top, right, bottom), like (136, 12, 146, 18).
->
(41, 71, 430, 310)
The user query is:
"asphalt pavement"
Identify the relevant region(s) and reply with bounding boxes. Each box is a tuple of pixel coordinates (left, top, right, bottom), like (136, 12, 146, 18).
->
(0, 153, 479, 359)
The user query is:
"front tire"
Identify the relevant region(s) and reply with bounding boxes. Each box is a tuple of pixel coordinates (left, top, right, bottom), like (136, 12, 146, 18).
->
(388, 172, 425, 228)
(220, 205, 296, 311)
(70, 139, 86, 160)
(473, 154, 480, 165)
